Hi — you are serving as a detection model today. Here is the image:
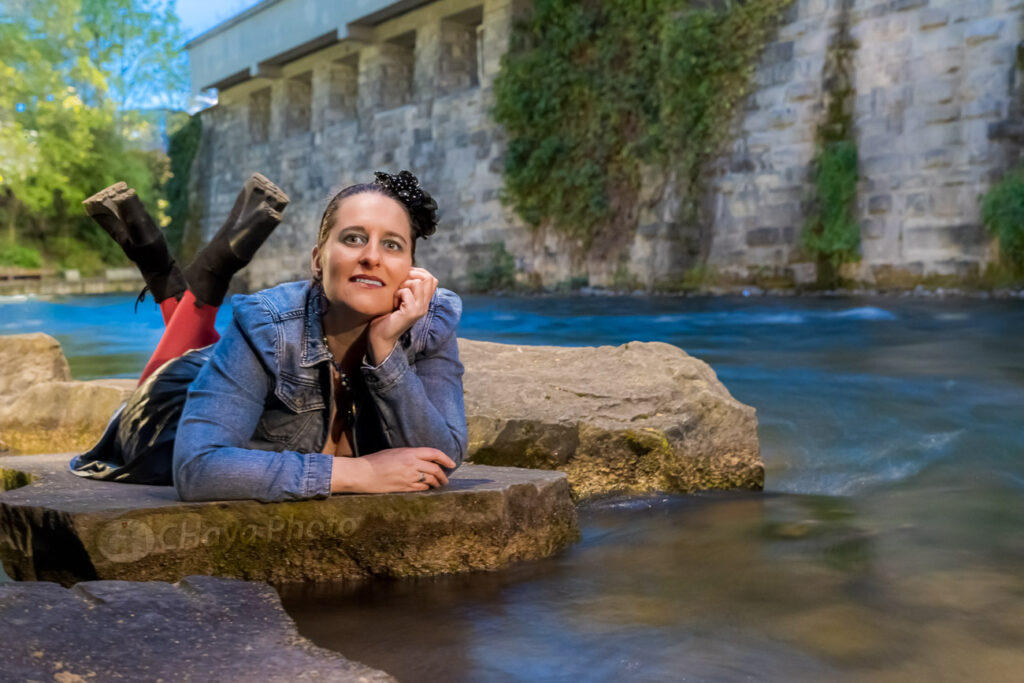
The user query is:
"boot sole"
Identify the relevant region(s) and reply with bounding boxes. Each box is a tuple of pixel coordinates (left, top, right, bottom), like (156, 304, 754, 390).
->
(247, 172, 290, 211)
(82, 182, 131, 219)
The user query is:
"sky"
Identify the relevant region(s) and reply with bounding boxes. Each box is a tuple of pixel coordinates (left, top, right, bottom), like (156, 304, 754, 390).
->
(175, 0, 263, 41)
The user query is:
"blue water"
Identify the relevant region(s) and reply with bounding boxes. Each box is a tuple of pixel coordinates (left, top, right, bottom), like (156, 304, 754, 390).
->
(3, 291, 1024, 681)
(0, 294, 235, 380)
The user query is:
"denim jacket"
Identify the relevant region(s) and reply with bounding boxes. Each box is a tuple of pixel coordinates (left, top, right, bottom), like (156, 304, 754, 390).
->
(172, 280, 467, 503)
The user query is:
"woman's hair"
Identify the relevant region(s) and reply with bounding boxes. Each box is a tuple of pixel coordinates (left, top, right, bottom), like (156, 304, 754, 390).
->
(314, 170, 439, 260)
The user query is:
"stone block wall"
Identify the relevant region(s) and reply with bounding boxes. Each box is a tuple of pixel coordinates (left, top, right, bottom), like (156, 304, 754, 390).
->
(192, 0, 525, 291)
(706, 0, 1024, 284)
(191, 0, 1024, 290)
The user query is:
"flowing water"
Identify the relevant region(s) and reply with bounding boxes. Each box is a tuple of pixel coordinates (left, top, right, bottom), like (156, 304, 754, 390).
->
(2, 292, 1023, 681)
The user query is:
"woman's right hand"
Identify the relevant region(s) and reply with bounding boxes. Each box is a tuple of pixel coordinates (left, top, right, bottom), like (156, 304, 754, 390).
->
(330, 447, 456, 494)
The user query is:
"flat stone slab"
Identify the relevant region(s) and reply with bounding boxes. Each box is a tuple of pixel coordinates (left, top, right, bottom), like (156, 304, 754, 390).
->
(0, 574, 393, 682)
(0, 454, 579, 585)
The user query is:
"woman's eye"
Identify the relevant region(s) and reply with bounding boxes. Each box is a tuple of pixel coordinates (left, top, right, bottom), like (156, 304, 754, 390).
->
(384, 240, 402, 251)
(342, 233, 366, 245)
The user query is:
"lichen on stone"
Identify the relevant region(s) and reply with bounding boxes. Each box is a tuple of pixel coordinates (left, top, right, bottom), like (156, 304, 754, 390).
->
(0, 468, 33, 492)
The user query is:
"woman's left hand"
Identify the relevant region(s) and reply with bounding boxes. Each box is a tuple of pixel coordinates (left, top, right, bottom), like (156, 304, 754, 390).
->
(367, 267, 438, 364)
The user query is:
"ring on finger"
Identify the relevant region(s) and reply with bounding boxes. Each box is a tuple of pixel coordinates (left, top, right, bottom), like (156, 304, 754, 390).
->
(418, 472, 426, 483)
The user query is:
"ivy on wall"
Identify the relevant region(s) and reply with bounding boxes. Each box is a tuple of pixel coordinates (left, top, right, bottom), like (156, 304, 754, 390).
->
(493, 0, 794, 250)
(800, 0, 860, 288)
(802, 139, 859, 286)
(982, 165, 1024, 275)
(164, 113, 202, 258)
(468, 242, 517, 292)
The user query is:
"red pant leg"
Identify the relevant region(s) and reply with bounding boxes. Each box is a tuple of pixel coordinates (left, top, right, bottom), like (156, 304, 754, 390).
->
(159, 297, 178, 326)
(139, 290, 220, 384)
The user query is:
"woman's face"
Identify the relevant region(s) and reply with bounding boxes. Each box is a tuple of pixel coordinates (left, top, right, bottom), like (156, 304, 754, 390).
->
(312, 192, 414, 319)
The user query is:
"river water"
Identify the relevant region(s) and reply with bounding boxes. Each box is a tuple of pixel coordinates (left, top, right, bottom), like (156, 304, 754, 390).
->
(3, 292, 1023, 681)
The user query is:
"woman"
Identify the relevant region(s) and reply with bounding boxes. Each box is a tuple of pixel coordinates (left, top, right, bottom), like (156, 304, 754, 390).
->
(71, 170, 465, 503)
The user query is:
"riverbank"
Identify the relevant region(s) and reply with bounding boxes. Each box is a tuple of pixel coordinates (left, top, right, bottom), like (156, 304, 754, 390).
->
(473, 282, 1024, 301)
(575, 284, 1024, 300)
(5, 268, 1022, 300)
(0, 269, 144, 297)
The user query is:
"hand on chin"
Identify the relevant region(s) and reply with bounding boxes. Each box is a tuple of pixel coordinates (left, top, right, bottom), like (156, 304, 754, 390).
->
(366, 267, 437, 355)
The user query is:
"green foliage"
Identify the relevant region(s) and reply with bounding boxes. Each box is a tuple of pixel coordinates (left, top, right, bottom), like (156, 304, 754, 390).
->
(165, 113, 203, 256)
(800, 1, 859, 288)
(657, 1, 791, 201)
(612, 260, 641, 291)
(469, 242, 517, 292)
(0, 240, 43, 269)
(680, 263, 721, 290)
(493, 0, 793, 246)
(0, 0, 185, 272)
(981, 165, 1024, 275)
(79, 0, 190, 111)
(0, 467, 35, 492)
(49, 235, 108, 275)
(554, 276, 590, 292)
(801, 140, 860, 282)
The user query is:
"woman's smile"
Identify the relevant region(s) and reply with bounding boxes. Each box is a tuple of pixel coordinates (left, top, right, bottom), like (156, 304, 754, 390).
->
(350, 275, 385, 287)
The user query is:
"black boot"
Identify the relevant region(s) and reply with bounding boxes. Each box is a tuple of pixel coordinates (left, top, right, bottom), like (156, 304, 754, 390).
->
(82, 184, 187, 303)
(183, 173, 289, 307)
(83, 182, 132, 248)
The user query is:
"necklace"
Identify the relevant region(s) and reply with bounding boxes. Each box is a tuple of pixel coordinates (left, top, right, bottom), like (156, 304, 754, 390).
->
(322, 332, 358, 453)
(322, 334, 352, 390)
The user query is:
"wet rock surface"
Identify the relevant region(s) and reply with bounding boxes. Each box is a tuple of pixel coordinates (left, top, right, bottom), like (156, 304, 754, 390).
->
(0, 454, 579, 585)
(460, 339, 762, 500)
(0, 574, 393, 682)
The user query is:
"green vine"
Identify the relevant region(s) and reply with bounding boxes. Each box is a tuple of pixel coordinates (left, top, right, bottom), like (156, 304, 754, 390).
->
(493, 0, 794, 249)
(981, 165, 1024, 275)
(164, 113, 202, 257)
(802, 140, 860, 286)
(468, 242, 517, 292)
(801, 0, 860, 288)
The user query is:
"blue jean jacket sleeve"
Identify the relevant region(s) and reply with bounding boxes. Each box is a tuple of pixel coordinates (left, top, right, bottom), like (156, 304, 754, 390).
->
(361, 308, 468, 470)
(172, 317, 334, 503)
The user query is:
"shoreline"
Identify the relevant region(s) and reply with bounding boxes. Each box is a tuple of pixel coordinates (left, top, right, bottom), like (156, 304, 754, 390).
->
(0, 277, 144, 298)
(477, 283, 1024, 300)
(570, 284, 1024, 300)
(3, 276, 1023, 302)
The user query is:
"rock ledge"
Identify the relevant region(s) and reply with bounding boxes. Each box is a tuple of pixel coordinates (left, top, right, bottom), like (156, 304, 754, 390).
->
(0, 454, 579, 585)
(0, 574, 393, 682)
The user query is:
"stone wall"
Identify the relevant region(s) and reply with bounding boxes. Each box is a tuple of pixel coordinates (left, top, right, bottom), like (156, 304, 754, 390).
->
(192, 0, 526, 291)
(706, 0, 1024, 285)
(191, 0, 1024, 290)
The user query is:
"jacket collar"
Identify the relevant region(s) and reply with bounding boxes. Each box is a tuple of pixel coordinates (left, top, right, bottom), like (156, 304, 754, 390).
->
(300, 282, 332, 368)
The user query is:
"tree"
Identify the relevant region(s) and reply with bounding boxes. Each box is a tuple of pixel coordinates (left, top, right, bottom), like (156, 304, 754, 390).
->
(0, 0, 187, 272)
(80, 0, 189, 112)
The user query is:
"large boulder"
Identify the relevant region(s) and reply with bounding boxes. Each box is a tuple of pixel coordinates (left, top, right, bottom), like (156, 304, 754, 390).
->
(0, 454, 579, 585)
(0, 333, 71, 396)
(0, 575, 393, 682)
(460, 339, 762, 500)
(0, 378, 134, 454)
